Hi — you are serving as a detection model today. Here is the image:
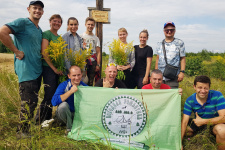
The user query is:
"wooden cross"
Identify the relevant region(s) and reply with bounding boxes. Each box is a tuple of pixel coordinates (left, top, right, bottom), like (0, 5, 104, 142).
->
(88, 0, 111, 76)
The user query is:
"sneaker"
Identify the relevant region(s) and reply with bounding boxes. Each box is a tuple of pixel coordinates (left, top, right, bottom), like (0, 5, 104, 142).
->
(16, 131, 32, 139)
(41, 119, 54, 128)
(64, 129, 71, 137)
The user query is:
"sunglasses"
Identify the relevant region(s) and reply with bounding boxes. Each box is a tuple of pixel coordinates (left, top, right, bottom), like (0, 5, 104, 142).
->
(164, 29, 175, 33)
(107, 63, 117, 67)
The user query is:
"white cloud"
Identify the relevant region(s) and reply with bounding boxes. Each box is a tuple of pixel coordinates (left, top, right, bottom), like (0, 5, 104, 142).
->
(0, 0, 225, 54)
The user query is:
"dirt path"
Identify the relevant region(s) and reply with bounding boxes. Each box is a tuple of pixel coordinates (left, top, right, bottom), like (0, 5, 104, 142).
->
(0, 53, 14, 73)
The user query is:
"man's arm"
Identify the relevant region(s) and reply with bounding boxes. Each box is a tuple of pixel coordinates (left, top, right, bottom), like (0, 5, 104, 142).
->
(193, 109, 225, 127)
(181, 114, 190, 140)
(155, 55, 159, 69)
(95, 46, 101, 72)
(177, 57, 186, 82)
(60, 85, 78, 102)
(0, 25, 24, 59)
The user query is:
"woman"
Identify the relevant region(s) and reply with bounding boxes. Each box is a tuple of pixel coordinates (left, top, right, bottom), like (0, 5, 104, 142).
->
(62, 17, 83, 73)
(35, 14, 63, 124)
(131, 29, 153, 89)
(108, 27, 135, 88)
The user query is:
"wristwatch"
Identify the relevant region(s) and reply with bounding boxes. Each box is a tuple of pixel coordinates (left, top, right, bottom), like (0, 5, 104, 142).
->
(97, 64, 101, 67)
(180, 70, 185, 73)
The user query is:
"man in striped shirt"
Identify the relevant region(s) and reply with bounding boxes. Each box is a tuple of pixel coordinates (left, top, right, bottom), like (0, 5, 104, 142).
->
(181, 75, 225, 150)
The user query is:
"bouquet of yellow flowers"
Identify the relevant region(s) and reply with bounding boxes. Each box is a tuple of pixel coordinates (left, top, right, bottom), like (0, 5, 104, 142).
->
(66, 47, 92, 71)
(108, 39, 134, 80)
(44, 36, 67, 83)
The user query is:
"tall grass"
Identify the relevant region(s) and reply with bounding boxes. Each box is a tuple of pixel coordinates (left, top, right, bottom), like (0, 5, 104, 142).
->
(1, 54, 225, 149)
(0, 60, 115, 149)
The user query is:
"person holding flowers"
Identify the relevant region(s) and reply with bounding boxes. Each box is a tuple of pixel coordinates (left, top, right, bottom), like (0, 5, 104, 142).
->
(62, 17, 83, 74)
(131, 29, 153, 89)
(108, 27, 135, 88)
(35, 14, 63, 124)
(80, 17, 101, 86)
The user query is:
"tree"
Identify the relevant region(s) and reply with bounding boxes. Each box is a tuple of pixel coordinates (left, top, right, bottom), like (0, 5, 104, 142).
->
(0, 40, 12, 53)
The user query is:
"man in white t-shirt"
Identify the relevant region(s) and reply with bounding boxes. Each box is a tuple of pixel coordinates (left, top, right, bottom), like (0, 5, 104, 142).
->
(80, 17, 101, 86)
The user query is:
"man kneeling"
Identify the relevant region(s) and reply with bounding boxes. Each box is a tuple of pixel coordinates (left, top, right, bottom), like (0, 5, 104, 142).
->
(181, 75, 225, 150)
(51, 66, 87, 134)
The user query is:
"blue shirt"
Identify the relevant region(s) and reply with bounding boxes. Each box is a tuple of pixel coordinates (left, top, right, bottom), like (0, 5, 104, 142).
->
(183, 90, 225, 119)
(51, 79, 87, 112)
(62, 31, 83, 72)
(6, 18, 42, 83)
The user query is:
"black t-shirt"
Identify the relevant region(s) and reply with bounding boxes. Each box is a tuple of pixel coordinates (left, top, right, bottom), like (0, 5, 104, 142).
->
(94, 78, 127, 88)
(132, 45, 153, 77)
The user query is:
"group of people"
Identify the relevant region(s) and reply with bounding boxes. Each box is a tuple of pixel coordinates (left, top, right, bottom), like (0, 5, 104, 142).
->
(0, 1, 224, 149)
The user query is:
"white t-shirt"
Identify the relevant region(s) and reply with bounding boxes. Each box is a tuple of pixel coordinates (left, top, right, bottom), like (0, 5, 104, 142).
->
(80, 32, 100, 55)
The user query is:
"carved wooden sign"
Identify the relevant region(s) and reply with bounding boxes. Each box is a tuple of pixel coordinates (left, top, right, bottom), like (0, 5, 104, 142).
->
(91, 10, 109, 23)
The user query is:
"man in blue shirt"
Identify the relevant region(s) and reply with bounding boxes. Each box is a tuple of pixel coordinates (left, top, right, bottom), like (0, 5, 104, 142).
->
(0, 1, 44, 136)
(181, 76, 225, 150)
(51, 66, 87, 134)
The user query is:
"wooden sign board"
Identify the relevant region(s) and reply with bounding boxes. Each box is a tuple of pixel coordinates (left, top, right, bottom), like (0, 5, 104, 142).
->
(91, 10, 109, 23)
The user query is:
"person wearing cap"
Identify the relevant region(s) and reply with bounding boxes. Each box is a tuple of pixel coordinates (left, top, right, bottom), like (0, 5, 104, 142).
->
(95, 63, 127, 88)
(155, 21, 186, 89)
(0, 1, 44, 137)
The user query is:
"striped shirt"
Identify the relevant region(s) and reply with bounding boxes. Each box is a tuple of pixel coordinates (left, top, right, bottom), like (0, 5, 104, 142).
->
(183, 90, 225, 119)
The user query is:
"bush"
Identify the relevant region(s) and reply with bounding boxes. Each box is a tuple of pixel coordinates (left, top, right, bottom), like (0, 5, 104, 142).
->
(186, 56, 203, 76)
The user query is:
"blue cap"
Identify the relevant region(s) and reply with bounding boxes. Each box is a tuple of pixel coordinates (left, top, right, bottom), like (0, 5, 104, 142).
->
(29, 1, 44, 8)
(164, 21, 175, 28)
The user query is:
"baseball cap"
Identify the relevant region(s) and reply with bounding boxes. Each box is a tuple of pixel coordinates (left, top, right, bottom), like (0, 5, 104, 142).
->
(164, 21, 175, 28)
(29, 1, 44, 8)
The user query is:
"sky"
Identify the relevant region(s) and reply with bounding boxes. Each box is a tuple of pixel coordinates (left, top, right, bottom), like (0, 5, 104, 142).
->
(0, 0, 225, 54)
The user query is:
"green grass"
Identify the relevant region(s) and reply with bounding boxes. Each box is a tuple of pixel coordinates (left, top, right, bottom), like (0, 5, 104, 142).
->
(0, 65, 116, 149)
(1, 55, 225, 149)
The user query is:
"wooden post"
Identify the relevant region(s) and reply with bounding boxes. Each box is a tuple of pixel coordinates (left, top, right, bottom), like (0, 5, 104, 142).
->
(87, 0, 110, 78)
(96, 0, 103, 77)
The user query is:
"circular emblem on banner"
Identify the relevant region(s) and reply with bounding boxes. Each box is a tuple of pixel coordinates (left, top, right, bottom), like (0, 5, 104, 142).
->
(102, 95, 147, 138)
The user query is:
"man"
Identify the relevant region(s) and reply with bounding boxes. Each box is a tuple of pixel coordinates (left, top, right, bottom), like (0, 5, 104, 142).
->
(142, 69, 171, 89)
(81, 17, 101, 86)
(51, 66, 87, 134)
(0, 1, 44, 136)
(155, 21, 186, 89)
(142, 69, 182, 95)
(95, 63, 126, 88)
(181, 75, 225, 150)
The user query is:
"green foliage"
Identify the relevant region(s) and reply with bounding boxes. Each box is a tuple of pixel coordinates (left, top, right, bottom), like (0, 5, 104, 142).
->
(185, 50, 225, 81)
(102, 52, 107, 57)
(0, 68, 117, 149)
(186, 56, 203, 76)
(186, 49, 215, 60)
(0, 41, 12, 53)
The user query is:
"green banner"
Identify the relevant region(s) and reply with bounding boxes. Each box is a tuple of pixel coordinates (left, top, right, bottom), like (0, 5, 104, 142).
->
(68, 87, 181, 150)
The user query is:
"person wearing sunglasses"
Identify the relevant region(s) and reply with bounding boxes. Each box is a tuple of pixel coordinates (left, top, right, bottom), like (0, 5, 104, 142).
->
(95, 63, 127, 88)
(155, 21, 186, 88)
